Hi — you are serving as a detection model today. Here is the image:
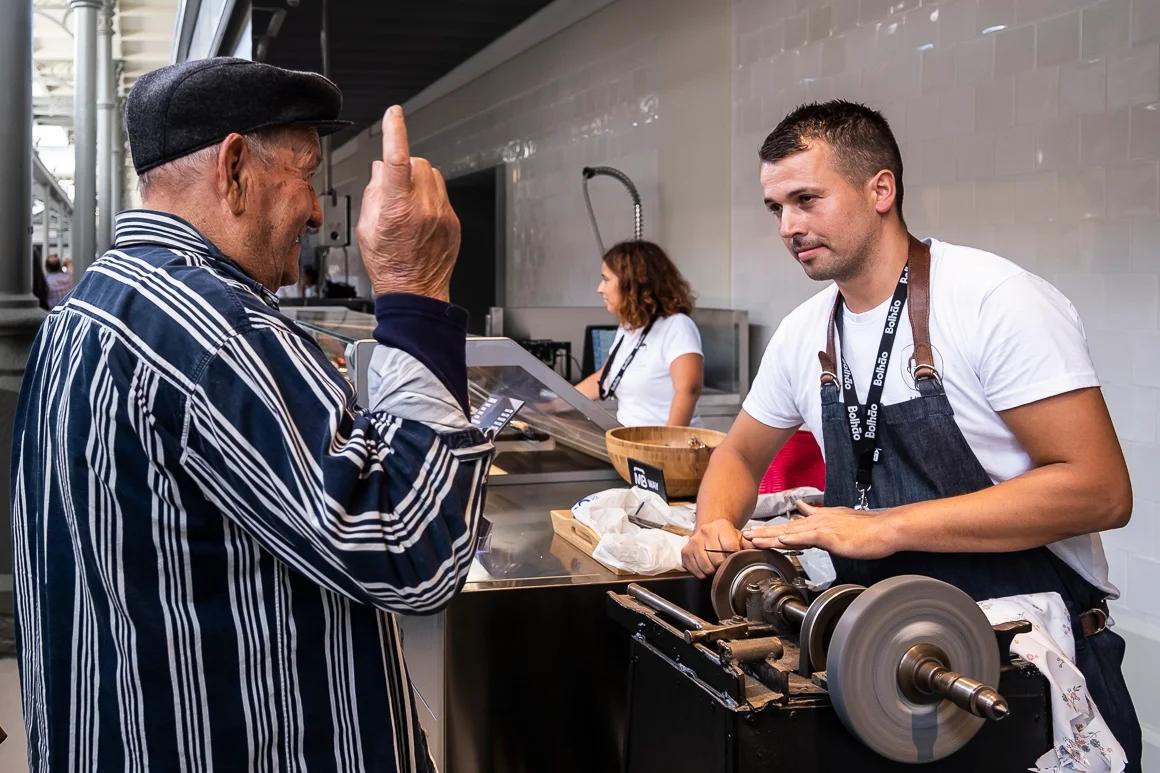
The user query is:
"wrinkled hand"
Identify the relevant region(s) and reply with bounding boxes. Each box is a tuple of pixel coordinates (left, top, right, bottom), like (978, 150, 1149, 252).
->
(356, 105, 460, 300)
(742, 500, 898, 560)
(681, 519, 753, 579)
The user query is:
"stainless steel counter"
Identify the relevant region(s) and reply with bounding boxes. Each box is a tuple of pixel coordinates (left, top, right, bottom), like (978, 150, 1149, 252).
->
(401, 480, 708, 773)
(464, 479, 669, 591)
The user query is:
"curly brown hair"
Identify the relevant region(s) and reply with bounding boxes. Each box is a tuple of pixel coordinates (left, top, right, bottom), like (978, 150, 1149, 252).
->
(602, 240, 695, 329)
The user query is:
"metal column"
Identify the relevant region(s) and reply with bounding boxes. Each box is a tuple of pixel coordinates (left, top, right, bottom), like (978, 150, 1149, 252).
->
(41, 190, 51, 264)
(96, 0, 115, 254)
(0, 0, 47, 655)
(111, 61, 123, 229)
(72, 0, 100, 275)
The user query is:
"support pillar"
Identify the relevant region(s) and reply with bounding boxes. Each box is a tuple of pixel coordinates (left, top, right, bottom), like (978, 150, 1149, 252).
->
(0, 0, 48, 654)
(71, 0, 100, 276)
(110, 65, 123, 227)
(96, 0, 114, 254)
(41, 191, 51, 264)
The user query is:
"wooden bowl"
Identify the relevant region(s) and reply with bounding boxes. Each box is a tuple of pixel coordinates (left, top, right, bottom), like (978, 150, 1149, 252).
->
(605, 426, 728, 498)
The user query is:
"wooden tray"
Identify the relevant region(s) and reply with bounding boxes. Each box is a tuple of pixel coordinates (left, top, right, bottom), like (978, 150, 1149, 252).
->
(549, 509, 688, 577)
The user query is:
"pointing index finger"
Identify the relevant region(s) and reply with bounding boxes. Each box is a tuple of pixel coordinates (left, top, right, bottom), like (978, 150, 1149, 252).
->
(381, 105, 412, 193)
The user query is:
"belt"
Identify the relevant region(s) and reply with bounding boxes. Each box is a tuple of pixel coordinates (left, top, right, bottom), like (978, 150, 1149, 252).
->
(1079, 600, 1109, 638)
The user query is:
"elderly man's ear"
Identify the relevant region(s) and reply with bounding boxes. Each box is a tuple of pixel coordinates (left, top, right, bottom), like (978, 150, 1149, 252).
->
(216, 133, 251, 216)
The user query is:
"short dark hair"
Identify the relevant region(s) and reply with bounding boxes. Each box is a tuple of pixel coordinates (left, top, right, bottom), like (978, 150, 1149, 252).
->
(45, 254, 62, 273)
(602, 240, 695, 329)
(759, 100, 905, 219)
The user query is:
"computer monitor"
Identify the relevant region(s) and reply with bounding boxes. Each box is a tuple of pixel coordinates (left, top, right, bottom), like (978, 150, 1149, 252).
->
(582, 325, 620, 376)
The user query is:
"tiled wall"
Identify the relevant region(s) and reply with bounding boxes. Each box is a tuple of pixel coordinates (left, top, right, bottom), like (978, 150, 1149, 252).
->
(414, 40, 663, 307)
(730, 0, 1160, 755)
(327, 0, 733, 309)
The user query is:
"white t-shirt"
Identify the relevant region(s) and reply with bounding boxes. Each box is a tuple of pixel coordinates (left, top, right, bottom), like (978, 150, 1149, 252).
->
(605, 313, 703, 426)
(743, 239, 1115, 596)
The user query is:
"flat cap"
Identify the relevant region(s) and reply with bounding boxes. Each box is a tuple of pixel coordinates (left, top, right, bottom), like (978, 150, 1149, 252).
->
(125, 57, 352, 175)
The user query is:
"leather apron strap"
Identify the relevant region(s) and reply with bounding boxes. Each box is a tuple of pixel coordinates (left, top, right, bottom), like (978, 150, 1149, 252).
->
(818, 236, 938, 385)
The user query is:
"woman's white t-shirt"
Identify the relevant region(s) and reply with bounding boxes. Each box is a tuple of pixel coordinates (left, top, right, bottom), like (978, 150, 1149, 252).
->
(742, 238, 1114, 596)
(605, 313, 703, 427)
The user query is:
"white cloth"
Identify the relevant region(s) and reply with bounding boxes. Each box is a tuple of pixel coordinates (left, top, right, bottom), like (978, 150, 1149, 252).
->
(606, 312, 703, 426)
(743, 238, 1113, 596)
(571, 487, 690, 575)
(979, 593, 1127, 772)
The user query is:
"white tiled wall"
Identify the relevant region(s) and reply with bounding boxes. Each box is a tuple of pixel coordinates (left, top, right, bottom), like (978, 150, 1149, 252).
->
(327, 0, 733, 309)
(331, 0, 1160, 756)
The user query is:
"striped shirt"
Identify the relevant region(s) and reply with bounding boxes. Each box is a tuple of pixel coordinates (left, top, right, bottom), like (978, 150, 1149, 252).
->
(11, 210, 493, 772)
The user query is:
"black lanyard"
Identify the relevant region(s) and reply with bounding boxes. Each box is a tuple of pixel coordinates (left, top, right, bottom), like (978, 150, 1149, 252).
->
(597, 316, 657, 400)
(835, 263, 909, 510)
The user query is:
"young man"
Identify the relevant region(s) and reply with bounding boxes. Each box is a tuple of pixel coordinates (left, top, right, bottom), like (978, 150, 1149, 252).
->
(13, 57, 491, 772)
(682, 100, 1141, 767)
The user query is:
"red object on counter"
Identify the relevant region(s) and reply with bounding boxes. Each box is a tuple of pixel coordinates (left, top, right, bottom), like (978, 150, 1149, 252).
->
(759, 430, 826, 494)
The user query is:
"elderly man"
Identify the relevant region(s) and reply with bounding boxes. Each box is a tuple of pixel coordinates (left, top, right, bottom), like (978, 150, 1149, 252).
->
(11, 57, 491, 771)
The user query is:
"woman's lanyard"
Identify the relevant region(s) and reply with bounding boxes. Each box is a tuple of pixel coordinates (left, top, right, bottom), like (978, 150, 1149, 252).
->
(597, 316, 658, 400)
(834, 263, 910, 510)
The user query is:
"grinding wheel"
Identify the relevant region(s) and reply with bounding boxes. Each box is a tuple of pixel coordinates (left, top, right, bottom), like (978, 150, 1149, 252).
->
(709, 549, 802, 620)
(797, 584, 863, 676)
(826, 575, 999, 763)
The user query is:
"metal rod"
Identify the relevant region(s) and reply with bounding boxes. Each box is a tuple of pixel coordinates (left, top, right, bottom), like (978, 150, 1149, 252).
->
(41, 192, 51, 264)
(900, 644, 1009, 721)
(319, 0, 333, 200)
(780, 597, 808, 627)
(71, 0, 101, 276)
(96, 0, 114, 254)
(627, 583, 709, 632)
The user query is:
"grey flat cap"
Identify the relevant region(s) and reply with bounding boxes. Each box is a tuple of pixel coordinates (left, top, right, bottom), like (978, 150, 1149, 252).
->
(125, 57, 353, 175)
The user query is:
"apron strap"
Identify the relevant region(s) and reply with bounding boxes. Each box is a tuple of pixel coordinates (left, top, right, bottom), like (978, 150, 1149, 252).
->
(906, 236, 938, 381)
(818, 235, 938, 385)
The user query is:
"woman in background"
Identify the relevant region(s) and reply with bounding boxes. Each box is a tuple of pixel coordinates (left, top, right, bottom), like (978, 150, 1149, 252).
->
(577, 240, 704, 426)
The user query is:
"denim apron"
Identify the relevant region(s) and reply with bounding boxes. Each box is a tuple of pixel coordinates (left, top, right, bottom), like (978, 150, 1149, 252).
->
(817, 237, 1143, 768)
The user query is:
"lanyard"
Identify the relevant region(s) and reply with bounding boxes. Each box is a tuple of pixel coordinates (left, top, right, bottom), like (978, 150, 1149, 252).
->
(597, 316, 657, 400)
(835, 263, 909, 510)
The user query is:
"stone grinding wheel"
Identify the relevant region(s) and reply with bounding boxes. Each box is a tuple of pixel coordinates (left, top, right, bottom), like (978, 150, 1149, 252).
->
(709, 549, 802, 620)
(826, 575, 999, 763)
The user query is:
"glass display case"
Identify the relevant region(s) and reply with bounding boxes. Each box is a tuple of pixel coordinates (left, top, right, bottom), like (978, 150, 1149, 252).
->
(285, 307, 620, 485)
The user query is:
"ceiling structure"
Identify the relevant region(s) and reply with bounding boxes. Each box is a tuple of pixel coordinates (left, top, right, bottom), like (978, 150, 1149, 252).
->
(32, 0, 180, 199)
(29, 0, 559, 202)
(259, 0, 556, 147)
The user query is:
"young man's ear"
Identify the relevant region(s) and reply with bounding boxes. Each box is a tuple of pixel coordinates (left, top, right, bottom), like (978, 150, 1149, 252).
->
(869, 169, 897, 216)
(216, 133, 249, 216)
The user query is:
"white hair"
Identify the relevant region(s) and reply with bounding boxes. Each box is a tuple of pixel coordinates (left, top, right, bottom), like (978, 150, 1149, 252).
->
(136, 130, 281, 198)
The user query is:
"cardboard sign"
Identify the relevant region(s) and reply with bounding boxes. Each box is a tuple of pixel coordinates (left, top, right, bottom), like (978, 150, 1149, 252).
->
(470, 395, 525, 437)
(627, 457, 668, 503)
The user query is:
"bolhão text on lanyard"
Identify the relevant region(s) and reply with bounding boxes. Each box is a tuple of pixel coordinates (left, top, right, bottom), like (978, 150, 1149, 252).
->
(597, 315, 659, 401)
(835, 262, 909, 511)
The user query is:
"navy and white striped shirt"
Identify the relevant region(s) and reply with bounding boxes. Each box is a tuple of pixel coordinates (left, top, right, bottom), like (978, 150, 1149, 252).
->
(12, 211, 493, 772)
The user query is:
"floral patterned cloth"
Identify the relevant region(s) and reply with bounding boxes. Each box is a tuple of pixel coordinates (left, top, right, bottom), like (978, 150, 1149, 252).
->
(978, 593, 1126, 772)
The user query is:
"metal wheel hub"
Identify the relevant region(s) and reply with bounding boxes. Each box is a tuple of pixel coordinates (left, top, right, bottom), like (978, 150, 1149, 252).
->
(709, 549, 802, 620)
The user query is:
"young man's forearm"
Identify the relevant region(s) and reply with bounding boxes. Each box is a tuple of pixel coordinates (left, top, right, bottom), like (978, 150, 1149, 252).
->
(695, 445, 762, 527)
(884, 461, 1130, 554)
